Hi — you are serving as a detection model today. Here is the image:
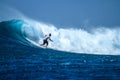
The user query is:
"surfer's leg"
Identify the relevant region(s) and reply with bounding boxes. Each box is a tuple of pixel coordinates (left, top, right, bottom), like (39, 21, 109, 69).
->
(40, 40, 45, 46)
(45, 41, 48, 48)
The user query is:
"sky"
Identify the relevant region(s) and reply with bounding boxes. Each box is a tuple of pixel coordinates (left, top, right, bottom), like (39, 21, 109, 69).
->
(1, 0, 120, 28)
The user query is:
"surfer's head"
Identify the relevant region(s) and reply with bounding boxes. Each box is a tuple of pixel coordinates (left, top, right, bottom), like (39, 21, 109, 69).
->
(49, 33, 51, 36)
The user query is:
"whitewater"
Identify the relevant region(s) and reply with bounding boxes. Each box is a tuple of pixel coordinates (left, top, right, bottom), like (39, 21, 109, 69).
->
(1, 2, 120, 80)
(1, 5, 120, 55)
(21, 19, 120, 55)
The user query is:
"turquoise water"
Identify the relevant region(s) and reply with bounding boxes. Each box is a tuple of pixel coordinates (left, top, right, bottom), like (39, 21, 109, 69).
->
(0, 20, 120, 80)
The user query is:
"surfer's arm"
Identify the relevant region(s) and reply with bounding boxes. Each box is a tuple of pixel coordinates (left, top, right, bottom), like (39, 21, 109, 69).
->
(49, 38, 53, 42)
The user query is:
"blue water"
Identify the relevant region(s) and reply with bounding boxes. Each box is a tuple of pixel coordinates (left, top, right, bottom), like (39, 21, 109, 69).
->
(0, 20, 120, 80)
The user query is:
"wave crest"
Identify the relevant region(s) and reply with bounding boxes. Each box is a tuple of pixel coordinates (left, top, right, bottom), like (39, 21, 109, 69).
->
(23, 19, 120, 55)
(0, 19, 120, 55)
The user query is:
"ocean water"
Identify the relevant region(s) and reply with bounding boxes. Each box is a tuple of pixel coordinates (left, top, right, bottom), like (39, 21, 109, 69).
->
(0, 20, 120, 80)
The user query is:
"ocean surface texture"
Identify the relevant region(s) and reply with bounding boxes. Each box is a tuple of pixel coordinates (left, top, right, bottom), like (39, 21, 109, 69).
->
(0, 20, 120, 80)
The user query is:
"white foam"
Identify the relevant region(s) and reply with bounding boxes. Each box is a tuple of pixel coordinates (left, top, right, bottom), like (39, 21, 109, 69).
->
(1, 4, 120, 55)
(23, 19, 120, 55)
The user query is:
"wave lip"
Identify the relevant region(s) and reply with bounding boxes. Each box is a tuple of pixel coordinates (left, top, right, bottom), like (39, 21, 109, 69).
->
(0, 20, 28, 43)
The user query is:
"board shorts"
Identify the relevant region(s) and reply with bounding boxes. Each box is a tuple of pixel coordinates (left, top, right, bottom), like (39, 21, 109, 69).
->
(43, 40, 48, 45)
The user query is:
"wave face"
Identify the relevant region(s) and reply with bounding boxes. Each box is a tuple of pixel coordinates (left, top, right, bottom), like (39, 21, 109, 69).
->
(0, 19, 120, 55)
(0, 19, 120, 80)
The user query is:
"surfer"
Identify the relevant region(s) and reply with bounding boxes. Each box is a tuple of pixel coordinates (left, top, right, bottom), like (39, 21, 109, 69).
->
(40, 33, 53, 48)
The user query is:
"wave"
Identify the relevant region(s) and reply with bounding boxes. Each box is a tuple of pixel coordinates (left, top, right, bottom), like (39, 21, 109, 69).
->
(0, 19, 120, 55)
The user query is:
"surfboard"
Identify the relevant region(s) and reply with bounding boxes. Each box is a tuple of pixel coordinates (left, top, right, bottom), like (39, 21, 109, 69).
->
(25, 38, 55, 49)
(39, 45, 47, 48)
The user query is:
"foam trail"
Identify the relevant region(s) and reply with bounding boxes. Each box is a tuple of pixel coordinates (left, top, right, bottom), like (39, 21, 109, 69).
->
(23, 19, 120, 55)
